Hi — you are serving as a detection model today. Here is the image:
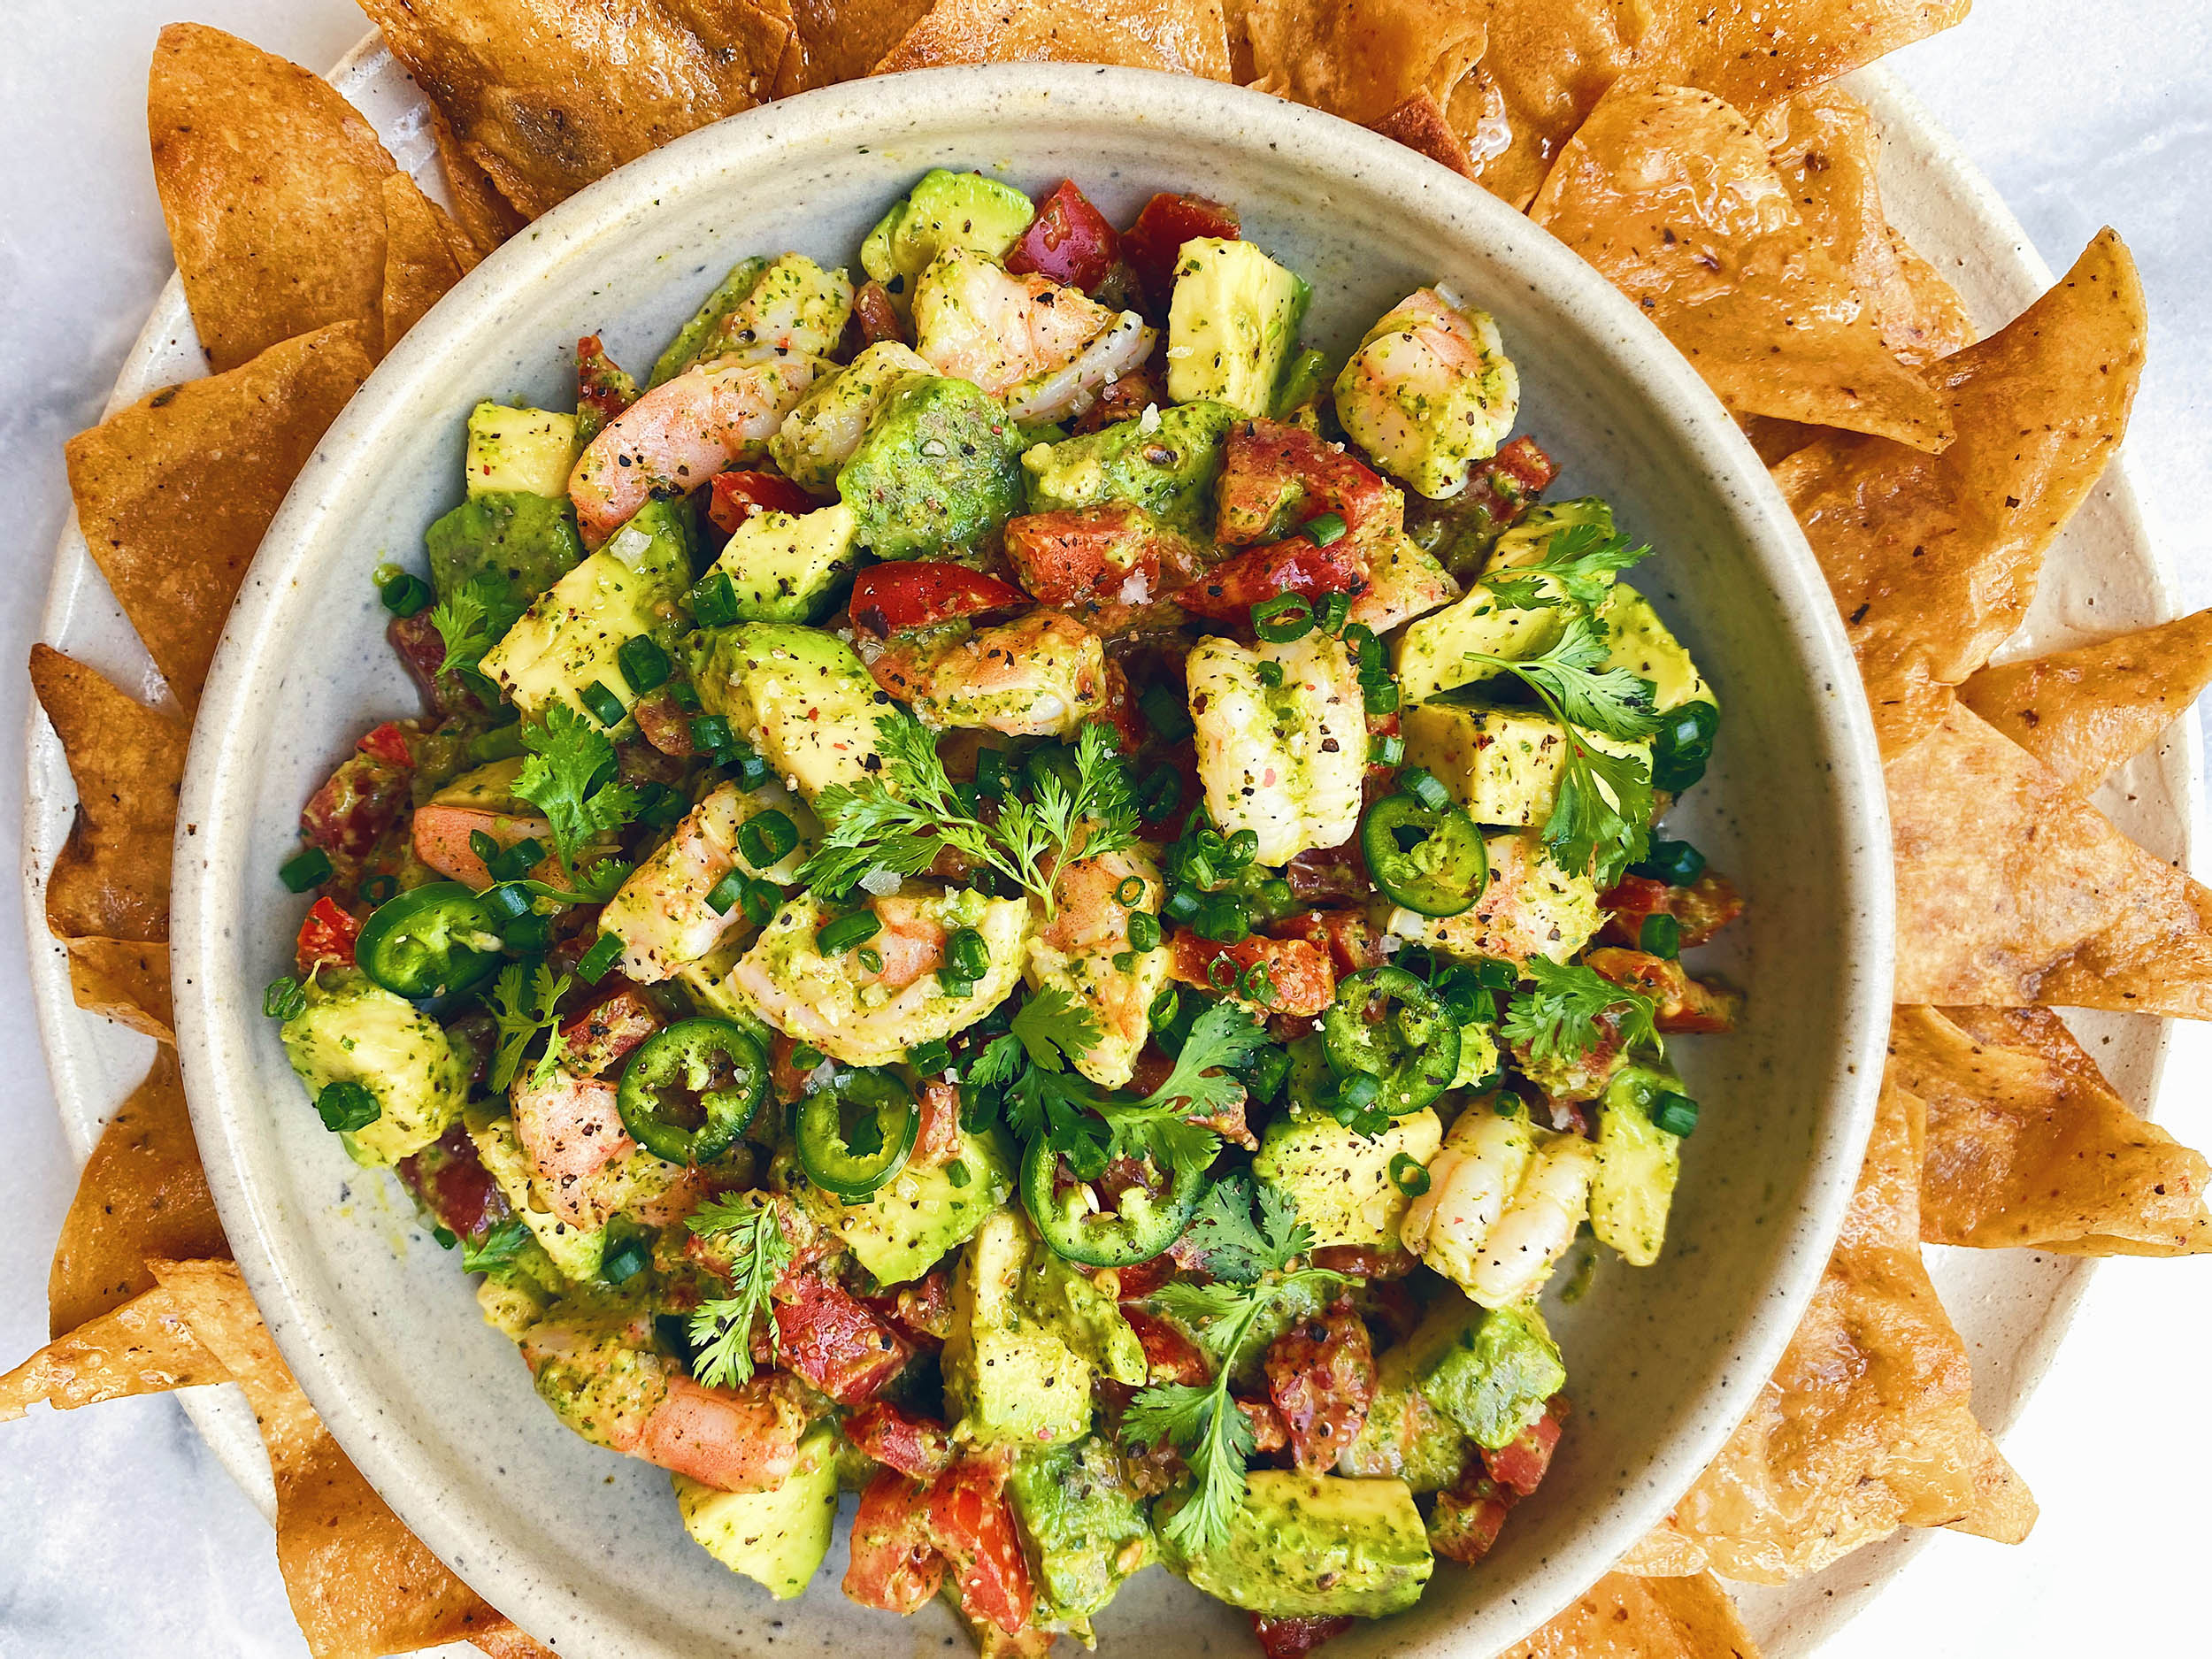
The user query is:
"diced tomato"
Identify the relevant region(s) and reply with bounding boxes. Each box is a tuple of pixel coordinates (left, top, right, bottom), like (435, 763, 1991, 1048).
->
(1427, 1471, 1513, 1563)
(1170, 537, 1369, 623)
(708, 469, 818, 535)
(880, 1263, 956, 1343)
(396, 1123, 505, 1240)
(1265, 1299, 1377, 1476)
(558, 986, 661, 1078)
(1109, 1253, 1177, 1302)
(1484, 1402, 1563, 1497)
(1215, 419, 1400, 547)
(849, 561, 1029, 638)
(926, 1456, 1036, 1636)
(1076, 364, 1164, 434)
(847, 1401, 956, 1479)
(916, 1080, 964, 1168)
(1270, 909, 1385, 979)
(1121, 1307, 1207, 1385)
(1251, 1614, 1356, 1659)
(1007, 180, 1121, 292)
(773, 1272, 913, 1406)
(849, 280, 910, 348)
(296, 897, 360, 972)
(1310, 1242, 1419, 1281)
(355, 720, 417, 768)
(576, 334, 637, 432)
(1464, 434, 1558, 533)
(1585, 947, 1741, 1033)
(1599, 872, 1745, 950)
(1168, 932, 1335, 1018)
(1120, 192, 1240, 307)
(1088, 660, 1143, 752)
(1003, 504, 1161, 608)
(846, 1471, 945, 1615)
(388, 611, 475, 718)
(630, 689, 697, 758)
(1237, 1396, 1289, 1455)
(301, 749, 412, 861)
(1284, 841, 1371, 904)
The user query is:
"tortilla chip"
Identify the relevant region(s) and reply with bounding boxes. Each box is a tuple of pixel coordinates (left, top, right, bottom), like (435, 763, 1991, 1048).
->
(1889, 1005, 2212, 1254)
(1947, 1441, 2039, 1544)
(1240, 0, 1486, 127)
(63, 322, 373, 710)
(1774, 230, 2147, 753)
(874, 0, 1233, 77)
(1500, 1571, 1761, 1658)
(1760, 88, 1971, 366)
(380, 173, 480, 349)
(29, 645, 187, 942)
(429, 106, 529, 253)
(786, 0, 938, 88)
(1368, 92, 1479, 178)
(148, 1259, 526, 1659)
(1888, 698, 2212, 1017)
(472, 1624, 560, 1659)
(1529, 82, 1953, 451)
(1621, 1079, 2023, 1581)
(49, 1048, 226, 1340)
(0, 1282, 227, 1421)
(65, 936, 175, 1042)
(1957, 610, 2212, 794)
(149, 24, 398, 371)
(360, 0, 796, 224)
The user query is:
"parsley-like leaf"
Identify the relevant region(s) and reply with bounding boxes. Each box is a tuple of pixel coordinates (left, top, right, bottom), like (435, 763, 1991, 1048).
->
(511, 702, 641, 871)
(460, 1217, 531, 1273)
(1501, 955, 1662, 1067)
(430, 574, 526, 679)
(1486, 518, 1653, 615)
(1174, 1171, 1310, 1284)
(964, 1033, 1024, 1090)
(489, 962, 571, 1092)
(685, 1196, 794, 1390)
(1010, 984, 1103, 1073)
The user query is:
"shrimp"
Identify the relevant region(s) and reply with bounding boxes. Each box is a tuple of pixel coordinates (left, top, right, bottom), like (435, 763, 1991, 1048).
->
(602, 781, 814, 983)
(911, 248, 1118, 399)
(704, 253, 853, 365)
(521, 1310, 811, 1492)
(1333, 287, 1520, 501)
(568, 355, 819, 546)
(1386, 831, 1605, 966)
(411, 802, 561, 887)
(768, 341, 933, 495)
(1400, 1102, 1595, 1307)
(1025, 848, 1171, 1088)
(1186, 629, 1367, 866)
(866, 611, 1108, 739)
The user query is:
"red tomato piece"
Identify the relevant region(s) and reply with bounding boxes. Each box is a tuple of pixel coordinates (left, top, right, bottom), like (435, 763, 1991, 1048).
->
(1270, 909, 1385, 979)
(1075, 363, 1164, 434)
(1088, 660, 1143, 753)
(1109, 1253, 1178, 1302)
(1120, 192, 1240, 306)
(1003, 504, 1160, 608)
(845, 1471, 945, 1615)
(1462, 434, 1558, 534)
(878, 1263, 957, 1343)
(1427, 1472, 1514, 1563)
(708, 469, 818, 535)
(1007, 180, 1122, 292)
(396, 1123, 505, 1241)
(1216, 419, 1400, 547)
(849, 562, 1029, 638)
(1264, 1298, 1378, 1476)
(846, 1401, 956, 1479)
(1598, 872, 1745, 949)
(557, 987, 661, 1078)
(926, 1456, 1036, 1636)
(1284, 840, 1372, 904)
(1169, 538, 1369, 623)
(849, 280, 910, 348)
(576, 334, 637, 432)
(916, 1080, 964, 1168)
(355, 721, 416, 768)
(772, 1272, 913, 1406)
(1167, 932, 1335, 1018)
(301, 750, 413, 861)
(1250, 1614, 1356, 1659)
(296, 897, 361, 972)
(1484, 1402, 1563, 1497)
(1121, 1306, 1208, 1385)
(1585, 947, 1741, 1034)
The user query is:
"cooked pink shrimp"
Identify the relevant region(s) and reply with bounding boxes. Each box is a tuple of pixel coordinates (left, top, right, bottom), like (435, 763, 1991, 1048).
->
(857, 893, 949, 990)
(867, 611, 1107, 738)
(1333, 286, 1519, 500)
(910, 248, 1118, 397)
(568, 355, 818, 545)
(511, 1070, 633, 1229)
(1025, 846, 1169, 1088)
(521, 1313, 811, 1492)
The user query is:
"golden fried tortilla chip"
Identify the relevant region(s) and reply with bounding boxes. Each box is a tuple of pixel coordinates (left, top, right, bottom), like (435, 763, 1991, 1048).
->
(1529, 83, 1953, 451)
(1890, 1005, 2212, 1254)
(150, 24, 398, 371)
(49, 1048, 226, 1340)
(1775, 230, 2147, 752)
(1958, 610, 2212, 794)
(361, 0, 796, 223)
(1948, 1440, 2039, 1545)
(64, 322, 373, 710)
(29, 645, 187, 942)
(0, 1282, 227, 1421)
(1368, 92, 1479, 178)
(1240, 0, 1486, 127)
(1760, 88, 1971, 365)
(1501, 1571, 1762, 1658)
(1621, 1079, 2025, 1581)
(1888, 698, 2212, 1017)
(429, 106, 529, 253)
(874, 0, 1232, 77)
(380, 173, 480, 349)
(785, 0, 937, 88)
(64, 936, 175, 1042)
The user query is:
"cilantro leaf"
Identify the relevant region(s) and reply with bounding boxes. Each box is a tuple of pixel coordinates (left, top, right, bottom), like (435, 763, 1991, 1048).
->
(1173, 1172, 1310, 1284)
(685, 1196, 794, 1390)
(1501, 955, 1662, 1067)
(430, 574, 526, 679)
(964, 1033, 1024, 1090)
(488, 961, 571, 1092)
(511, 703, 641, 871)
(1010, 984, 1103, 1073)
(460, 1217, 531, 1273)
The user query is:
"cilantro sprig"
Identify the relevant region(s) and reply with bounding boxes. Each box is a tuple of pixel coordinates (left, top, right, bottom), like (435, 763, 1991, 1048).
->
(686, 1196, 795, 1390)
(430, 574, 526, 683)
(512, 702, 641, 872)
(1501, 955, 1662, 1067)
(488, 962, 571, 1092)
(1486, 518, 1653, 615)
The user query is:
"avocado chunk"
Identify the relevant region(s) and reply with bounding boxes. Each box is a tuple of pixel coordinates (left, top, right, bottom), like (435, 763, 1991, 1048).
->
(651, 256, 769, 386)
(425, 492, 585, 604)
(798, 1125, 1011, 1286)
(1591, 1064, 1686, 1267)
(1254, 1109, 1442, 1250)
(943, 1209, 1097, 1446)
(687, 622, 887, 800)
(862, 170, 1036, 312)
(768, 342, 935, 496)
(1400, 697, 1650, 828)
(1598, 582, 1712, 714)
(1341, 1344, 1473, 1491)
(481, 495, 694, 720)
(1158, 1471, 1433, 1617)
(1009, 1438, 1152, 1623)
(465, 402, 580, 498)
(1165, 239, 1310, 419)
(838, 376, 1025, 560)
(280, 972, 469, 1167)
(707, 503, 860, 623)
(1406, 1298, 1565, 1451)
(1394, 580, 1564, 706)
(675, 1422, 841, 1599)
(1451, 1021, 1502, 1089)
(1020, 400, 1234, 532)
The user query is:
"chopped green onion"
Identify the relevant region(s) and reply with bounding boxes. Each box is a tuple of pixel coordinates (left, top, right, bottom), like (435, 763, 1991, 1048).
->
(1640, 912, 1683, 959)
(973, 748, 1011, 799)
(668, 680, 703, 713)
(707, 870, 746, 914)
(1472, 956, 1518, 991)
(1148, 988, 1179, 1029)
(1401, 767, 1450, 812)
(1111, 949, 1138, 971)
(1650, 1092, 1700, 1137)
(1194, 895, 1250, 944)
(818, 910, 882, 956)
(1252, 594, 1315, 642)
(1136, 766, 1182, 819)
(1632, 839, 1708, 886)
(692, 570, 741, 627)
(1304, 511, 1348, 547)
(481, 884, 530, 926)
(1316, 591, 1351, 634)
(1127, 911, 1163, 953)
(580, 680, 626, 727)
(263, 976, 306, 1020)
(636, 783, 688, 831)
(1256, 659, 1285, 687)
(1225, 828, 1259, 866)
(1363, 680, 1401, 715)
(1374, 733, 1405, 767)
(1387, 1150, 1431, 1196)
(1138, 683, 1194, 742)
(486, 837, 545, 882)
(503, 913, 553, 953)
(737, 809, 799, 869)
(602, 1235, 649, 1285)
(358, 873, 397, 906)
(469, 828, 500, 864)
(857, 946, 886, 974)
(740, 879, 781, 926)
(937, 976, 976, 1001)
(945, 1159, 971, 1188)
(1337, 1071, 1382, 1110)
(1255, 877, 1295, 919)
(280, 848, 333, 893)
(315, 1079, 380, 1133)
(727, 743, 772, 788)
(1343, 624, 1384, 677)
(1236, 961, 1276, 1005)
(791, 1043, 824, 1070)
(1164, 887, 1202, 922)
(379, 571, 433, 618)
(617, 634, 672, 694)
(947, 926, 990, 981)
(909, 1038, 952, 1074)
(576, 932, 625, 983)
(690, 714, 733, 751)
(432, 1226, 458, 1249)
(1205, 954, 1238, 991)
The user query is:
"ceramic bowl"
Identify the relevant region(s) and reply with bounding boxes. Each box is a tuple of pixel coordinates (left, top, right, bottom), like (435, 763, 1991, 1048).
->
(172, 63, 1891, 1659)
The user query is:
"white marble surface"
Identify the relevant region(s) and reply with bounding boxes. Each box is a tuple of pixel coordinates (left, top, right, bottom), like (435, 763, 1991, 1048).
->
(1, 2, 2207, 1654)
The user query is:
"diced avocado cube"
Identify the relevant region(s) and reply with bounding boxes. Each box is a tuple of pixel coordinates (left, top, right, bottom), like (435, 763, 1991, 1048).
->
(1451, 1020, 1502, 1089)
(708, 503, 859, 623)
(1400, 697, 1650, 828)
(1591, 1064, 1686, 1267)
(688, 622, 886, 801)
(1599, 582, 1713, 714)
(425, 492, 585, 604)
(1393, 580, 1565, 706)
(1158, 1471, 1433, 1618)
(280, 972, 469, 1167)
(474, 1233, 563, 1338)
(1405, 1298, 1565, 1451)
(1484, 496, 1616, 576)
(1025, 1253, 1147, 1385)
(768, 342, 935, 495)
(705, 252, 853, 364)
(480, 495, 694, 720)
(465, 402, 579, 498)
(1254, 1108, 1442, 1250)
(1009, 1439, 1152, 1623)
(862, 169, 1036, 311)
(651, 256, 769, 387)
(838, 376, 1025, 560)
(1341, 1347, 1472, 1492)
(1020, 400, 1234, 532)
(798, 1125, 1011, 1286)
(943, 1209, 1094, 1446)
(675, 1423, 841, 1599)
(1164, 239, 1311, 419)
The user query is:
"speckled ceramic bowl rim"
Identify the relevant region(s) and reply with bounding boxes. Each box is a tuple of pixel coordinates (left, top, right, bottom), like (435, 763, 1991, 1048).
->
(172, 64, 1892, 1656)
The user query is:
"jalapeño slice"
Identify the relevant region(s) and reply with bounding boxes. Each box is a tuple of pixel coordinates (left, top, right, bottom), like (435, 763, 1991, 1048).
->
(354, 881, 503, 999)
(1321, 964, 1463, 1117)
(795, 1068, 919, 1199)
(1360, 792, 1490, 918)
(615, 1018, 767, 1165)
(1021, 1137, 1204, 1267)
